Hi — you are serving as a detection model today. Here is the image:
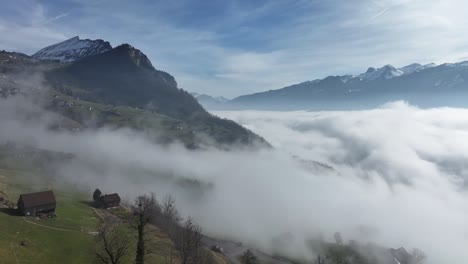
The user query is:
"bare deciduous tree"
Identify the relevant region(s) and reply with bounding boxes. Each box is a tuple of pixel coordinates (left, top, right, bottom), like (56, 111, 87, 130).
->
(95, 221, 129, 264)
(240, 249, 258, 264)
(130, 193, 160, 264)
(161, 195, 182, 264)
(411, 248, 426, 264)
(314, 254, 327, 264)
(177, 217, 203, 264)
(164, 248, 176, 264)
(161, 195, 182, 232)
(334, 232, 343, 245)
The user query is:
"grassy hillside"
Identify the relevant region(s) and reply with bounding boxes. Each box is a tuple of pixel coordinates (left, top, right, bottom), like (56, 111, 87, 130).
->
(0, 169, 162, 264)
(0, 211, 96, 263)
(0, 50, 269, 149)
(45, 87, 268, 148)
(0, 169, 98, 264)
(0, 161, 229, 264)
(42, 46, 269, 148)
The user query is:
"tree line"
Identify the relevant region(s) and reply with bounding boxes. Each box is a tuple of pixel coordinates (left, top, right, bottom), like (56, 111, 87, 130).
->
(94, 192, 222, 264)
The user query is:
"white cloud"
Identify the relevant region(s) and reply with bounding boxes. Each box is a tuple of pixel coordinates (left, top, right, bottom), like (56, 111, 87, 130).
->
(0, 1, 68, 53)
(3, 0, 468, 97)
(214, 102, 468, 263)
(176, 0, 468, 97)
(2, 91, 468, 263)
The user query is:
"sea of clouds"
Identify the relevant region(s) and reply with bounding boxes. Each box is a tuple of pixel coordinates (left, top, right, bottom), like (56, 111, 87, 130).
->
(2, 95, 468, 263)
(214, 102, 468, 263)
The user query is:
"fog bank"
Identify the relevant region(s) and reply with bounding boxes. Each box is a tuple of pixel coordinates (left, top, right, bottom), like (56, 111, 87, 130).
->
(2, 95, 468, 263)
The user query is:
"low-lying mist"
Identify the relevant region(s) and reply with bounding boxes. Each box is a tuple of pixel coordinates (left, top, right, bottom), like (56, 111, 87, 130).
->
(2, 94, 468, 263)
(215, 103, 468, 263)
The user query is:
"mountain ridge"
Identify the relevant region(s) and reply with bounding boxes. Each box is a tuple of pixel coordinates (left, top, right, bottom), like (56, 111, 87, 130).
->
(32, 36, 112, 63)
(225, 61, 468, 110)
(2, 38, 269, 148)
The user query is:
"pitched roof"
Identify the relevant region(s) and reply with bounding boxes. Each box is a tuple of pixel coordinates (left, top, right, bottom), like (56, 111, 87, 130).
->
(19, 190, 56, 208)
(100, 193, 121, 203)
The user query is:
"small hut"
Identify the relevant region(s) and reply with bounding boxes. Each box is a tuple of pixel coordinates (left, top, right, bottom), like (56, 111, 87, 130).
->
(17, 190, 56, 216)
(99, 193, 121, 209)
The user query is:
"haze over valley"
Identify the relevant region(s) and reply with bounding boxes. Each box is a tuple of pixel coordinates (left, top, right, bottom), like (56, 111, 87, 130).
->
(1, 1, 468, 264)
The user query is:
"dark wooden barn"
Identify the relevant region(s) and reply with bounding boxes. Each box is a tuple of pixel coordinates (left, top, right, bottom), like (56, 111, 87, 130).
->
(17, 190, 56, 216)
(99, 193, 121, 209)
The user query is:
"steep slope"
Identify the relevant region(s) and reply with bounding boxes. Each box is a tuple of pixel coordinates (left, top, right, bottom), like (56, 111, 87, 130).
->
(34, 44, 269, 147)
(46, 44, 206, 120)
(32, 36, 112, 62)
(2, 45, 268, 148)
(228, 62, 468, 110)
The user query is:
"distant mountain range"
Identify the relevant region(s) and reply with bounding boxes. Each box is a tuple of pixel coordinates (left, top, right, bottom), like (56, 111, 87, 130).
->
(191, 93, 229, 108)
(0, 37, 268, 148)
(221, 62, 468, 110)
(27, 36, 468, 113)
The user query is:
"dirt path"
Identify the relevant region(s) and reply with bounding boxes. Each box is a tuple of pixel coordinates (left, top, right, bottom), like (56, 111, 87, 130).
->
(92, 208, 105, 221)
(23, 218, 93, 234)
(23, 218, 82, 232)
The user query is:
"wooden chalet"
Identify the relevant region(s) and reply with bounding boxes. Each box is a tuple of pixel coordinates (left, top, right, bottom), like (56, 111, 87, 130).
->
(17, 190, 56, 217)
(99, 193, 121, 209)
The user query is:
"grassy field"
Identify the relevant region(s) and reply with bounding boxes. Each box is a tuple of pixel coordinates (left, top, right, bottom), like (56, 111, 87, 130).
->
(0, 212, 97, 264)
(0, 166, 228, 264)
(0, 168, 98, 264)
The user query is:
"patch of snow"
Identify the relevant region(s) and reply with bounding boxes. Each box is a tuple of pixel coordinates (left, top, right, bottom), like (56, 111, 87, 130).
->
(357, 65, 403, 81)
(305, 79, 321, 84)
(340, 75, 353, 83)
(399, 63, 436, 74)
(443, 61, 468, 68)
(32, 36, 112, 63)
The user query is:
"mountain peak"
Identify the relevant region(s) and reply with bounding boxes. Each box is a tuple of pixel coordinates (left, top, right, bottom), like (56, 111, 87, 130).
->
(32, 36, 112, 62)
(399, 63, 436, 74)
(402, 63, 422, 68)
(116, 43, 134, 50)
(358, 64, 402, 81)
(382, 64, 397, 69)
(112, 44, 154, 70)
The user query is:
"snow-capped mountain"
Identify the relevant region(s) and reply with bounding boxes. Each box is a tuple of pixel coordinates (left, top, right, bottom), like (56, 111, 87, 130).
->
(358, 65, 404, 81)
(32, 36, 112, 62)
(399, 63, 436, 74)
(355, 63, 437, 81)
(228, 60, 468, 110)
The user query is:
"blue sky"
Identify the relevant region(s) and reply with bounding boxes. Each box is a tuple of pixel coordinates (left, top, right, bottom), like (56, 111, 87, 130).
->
(1, 0, 468, 97)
